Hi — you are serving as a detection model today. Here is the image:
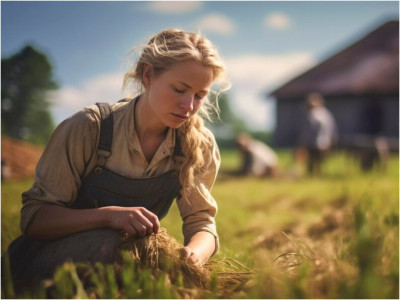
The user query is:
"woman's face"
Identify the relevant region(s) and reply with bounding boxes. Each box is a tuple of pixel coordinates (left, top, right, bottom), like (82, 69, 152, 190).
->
(144, 60, 214, 129)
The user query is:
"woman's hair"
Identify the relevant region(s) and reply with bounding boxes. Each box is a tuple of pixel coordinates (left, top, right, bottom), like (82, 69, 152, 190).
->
(123, 28, 230, 195)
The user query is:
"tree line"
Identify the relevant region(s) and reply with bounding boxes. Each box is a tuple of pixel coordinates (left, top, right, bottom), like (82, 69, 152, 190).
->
(2, 45, 57, 145)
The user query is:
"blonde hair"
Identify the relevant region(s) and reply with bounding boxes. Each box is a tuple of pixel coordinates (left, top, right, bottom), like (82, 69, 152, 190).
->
(123, 29, 230, 194)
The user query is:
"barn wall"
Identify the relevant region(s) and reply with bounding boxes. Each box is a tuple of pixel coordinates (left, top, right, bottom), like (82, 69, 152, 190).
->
(328, 96, 399, 138)
(272, 95, 399, 148)
(272, 98, 305, 148)
(326, 97, 363, 136)
(381, 97, 399, 137)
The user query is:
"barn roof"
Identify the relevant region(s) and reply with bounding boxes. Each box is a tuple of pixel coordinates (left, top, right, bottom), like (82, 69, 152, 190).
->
(269, 20, 399, 99)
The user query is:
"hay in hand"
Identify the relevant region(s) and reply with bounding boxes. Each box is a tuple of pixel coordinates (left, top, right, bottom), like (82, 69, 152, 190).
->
(118, 227, 253, 297)
(119, 228, 210, 289)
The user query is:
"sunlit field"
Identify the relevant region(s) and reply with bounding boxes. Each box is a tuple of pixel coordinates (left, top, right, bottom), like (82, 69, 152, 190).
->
(2, 150, 399, 298)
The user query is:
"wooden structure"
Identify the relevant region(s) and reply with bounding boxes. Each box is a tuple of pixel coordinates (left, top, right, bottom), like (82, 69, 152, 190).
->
(269, 20, 399, 151)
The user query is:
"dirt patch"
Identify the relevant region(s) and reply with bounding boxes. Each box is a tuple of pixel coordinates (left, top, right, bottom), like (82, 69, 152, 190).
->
(255, 205, 354, 249)
(1, 137, 43, 180)
(254, 223, 297, 250)
(307, 208, 352, 238)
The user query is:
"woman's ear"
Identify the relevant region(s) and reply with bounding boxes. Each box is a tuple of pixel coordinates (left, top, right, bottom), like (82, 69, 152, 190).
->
(142, 64, 154, 88)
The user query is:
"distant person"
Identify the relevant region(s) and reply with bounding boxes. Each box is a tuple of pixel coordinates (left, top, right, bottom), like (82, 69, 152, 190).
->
(1, 160, 11, 181)
(296, 93, 338, 175)
(236, 133, 279, 177)
(355, 136, 390, 172)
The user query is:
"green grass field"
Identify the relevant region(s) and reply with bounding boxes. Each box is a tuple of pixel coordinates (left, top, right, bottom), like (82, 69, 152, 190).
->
(2, 150, 399, 298)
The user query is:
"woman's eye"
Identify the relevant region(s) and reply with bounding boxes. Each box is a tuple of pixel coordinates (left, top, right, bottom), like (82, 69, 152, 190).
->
(195, 94, 204, 100)
(174, 87, 185, 94)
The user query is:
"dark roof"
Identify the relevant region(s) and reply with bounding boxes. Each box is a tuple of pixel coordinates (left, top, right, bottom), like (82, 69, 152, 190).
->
(270, 21, 399, 99)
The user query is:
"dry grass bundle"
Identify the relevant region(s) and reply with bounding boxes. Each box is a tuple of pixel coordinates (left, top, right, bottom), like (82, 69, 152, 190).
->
(118, 227, 253, 297)
(119, 228, 210, 289)
(206, 258, 254, 297)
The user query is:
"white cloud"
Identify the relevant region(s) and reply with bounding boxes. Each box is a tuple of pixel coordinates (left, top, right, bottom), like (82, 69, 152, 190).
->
(195, 14, 235, 35)
(224, 53, 315, 130)
(147, 1, 202, 14)
(49, 72, 130, 125)
(264, 12, 291, 30)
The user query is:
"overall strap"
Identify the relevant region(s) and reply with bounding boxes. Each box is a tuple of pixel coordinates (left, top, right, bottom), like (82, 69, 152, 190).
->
(173, 132, 183, 157)
(95, 102, 113, 165)
(172, 132, 184, 189)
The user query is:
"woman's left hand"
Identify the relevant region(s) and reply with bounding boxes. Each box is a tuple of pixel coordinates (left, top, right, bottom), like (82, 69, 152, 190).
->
(181, 246, 203, 267)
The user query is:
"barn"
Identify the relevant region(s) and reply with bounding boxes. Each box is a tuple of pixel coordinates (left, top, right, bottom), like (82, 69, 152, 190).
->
(269, 20, 399, 150)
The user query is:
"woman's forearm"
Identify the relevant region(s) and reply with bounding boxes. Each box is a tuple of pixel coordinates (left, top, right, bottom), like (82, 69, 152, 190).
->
(25, 205, 161, 240)
(185, 231, 216, 264)
(26, 205, 109, 239)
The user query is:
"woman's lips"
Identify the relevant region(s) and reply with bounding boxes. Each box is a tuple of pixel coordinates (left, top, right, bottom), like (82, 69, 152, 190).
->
(171, 113, 189, 121)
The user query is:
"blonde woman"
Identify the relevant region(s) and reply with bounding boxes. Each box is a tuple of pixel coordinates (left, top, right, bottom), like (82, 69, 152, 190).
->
(4, 29, 230, 288)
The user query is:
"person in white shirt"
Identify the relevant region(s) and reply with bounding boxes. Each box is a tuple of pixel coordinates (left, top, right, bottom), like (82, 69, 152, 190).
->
(236, 133, 279, 177)
(297, 92, 338, 175)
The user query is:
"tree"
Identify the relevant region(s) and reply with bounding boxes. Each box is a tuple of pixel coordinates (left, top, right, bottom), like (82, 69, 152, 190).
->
(205, 93, 249, 148)
(2, 45, 58, 145)
(206, 93, 273, 148)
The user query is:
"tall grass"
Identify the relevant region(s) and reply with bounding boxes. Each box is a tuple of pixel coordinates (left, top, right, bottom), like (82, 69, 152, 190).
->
(1, 150, 398, 298)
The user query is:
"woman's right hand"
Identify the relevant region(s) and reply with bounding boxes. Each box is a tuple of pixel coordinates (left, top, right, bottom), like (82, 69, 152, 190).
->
(100, 206, 160, 237)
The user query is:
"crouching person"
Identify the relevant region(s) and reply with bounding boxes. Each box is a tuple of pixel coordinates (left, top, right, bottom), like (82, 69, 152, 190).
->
(2, 28, 230, 292)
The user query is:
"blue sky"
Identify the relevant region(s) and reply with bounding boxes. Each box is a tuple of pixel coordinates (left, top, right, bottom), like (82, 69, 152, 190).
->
(1, 1, 398, 131)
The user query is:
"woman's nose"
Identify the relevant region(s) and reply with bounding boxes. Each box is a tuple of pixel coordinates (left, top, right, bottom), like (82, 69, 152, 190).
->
(180, 95, 194, 112)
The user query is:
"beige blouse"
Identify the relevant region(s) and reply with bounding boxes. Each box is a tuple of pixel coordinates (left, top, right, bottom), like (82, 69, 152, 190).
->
(20, 98, 221, 252)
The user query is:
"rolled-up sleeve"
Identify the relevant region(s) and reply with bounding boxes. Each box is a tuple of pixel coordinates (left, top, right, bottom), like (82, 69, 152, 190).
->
(176, 129, 221, 255)
(20, 108, 99, 235)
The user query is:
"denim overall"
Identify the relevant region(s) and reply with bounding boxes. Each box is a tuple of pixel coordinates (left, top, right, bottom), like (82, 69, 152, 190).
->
(72, 102, 183, 217)
(3, 102, 184, 289)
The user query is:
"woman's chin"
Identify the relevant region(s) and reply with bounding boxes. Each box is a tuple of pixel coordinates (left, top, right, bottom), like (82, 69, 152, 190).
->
(167, 118, 189, 129)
